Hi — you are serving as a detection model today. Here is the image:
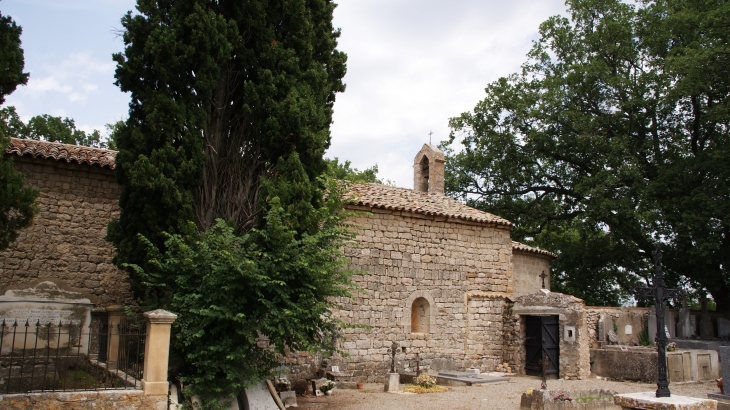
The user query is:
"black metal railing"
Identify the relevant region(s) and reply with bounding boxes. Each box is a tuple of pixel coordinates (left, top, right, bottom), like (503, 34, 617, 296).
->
(0, 318, 145, 394)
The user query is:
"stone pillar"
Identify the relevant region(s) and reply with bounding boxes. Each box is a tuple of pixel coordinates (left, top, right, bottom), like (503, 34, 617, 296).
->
(106, 305, 126, 370)
(142, 309, 178, 396)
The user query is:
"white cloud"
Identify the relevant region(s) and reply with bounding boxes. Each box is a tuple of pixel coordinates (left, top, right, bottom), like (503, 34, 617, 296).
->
(24, 52, 115, 103)
(326, 0, 568, 188)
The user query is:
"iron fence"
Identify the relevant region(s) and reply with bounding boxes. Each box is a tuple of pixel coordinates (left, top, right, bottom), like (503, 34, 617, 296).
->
(0, 317, 145, 394)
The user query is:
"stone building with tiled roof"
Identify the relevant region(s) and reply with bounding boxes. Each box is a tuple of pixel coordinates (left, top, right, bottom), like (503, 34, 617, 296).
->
(4, 139, 586, 383)
(312, 144, 561, 382)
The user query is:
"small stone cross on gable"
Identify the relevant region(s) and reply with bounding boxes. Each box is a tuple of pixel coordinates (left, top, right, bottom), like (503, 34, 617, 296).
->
(539, 271, 548, 289)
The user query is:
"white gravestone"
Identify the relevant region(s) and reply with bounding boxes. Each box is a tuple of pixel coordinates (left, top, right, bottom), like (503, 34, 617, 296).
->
(0, 281, 93, 355)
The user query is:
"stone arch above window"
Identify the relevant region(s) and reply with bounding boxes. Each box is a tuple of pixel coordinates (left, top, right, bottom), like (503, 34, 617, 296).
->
(403, 290, 436, 334)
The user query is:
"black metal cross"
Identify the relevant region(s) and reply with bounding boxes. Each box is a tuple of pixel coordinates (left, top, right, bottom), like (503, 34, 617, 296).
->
(539, 271, 548, 289)
(630, 244, 685, 398)
(389, 342, 399, 373)
(428, 130, 433, 144)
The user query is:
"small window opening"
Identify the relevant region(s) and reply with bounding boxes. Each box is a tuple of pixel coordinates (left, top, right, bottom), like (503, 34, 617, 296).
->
(411, 297, 430, 333)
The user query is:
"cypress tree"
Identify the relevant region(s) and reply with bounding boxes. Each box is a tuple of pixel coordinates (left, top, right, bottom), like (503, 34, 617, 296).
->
(108, 0, 346, 270)
(107, 0, 352, 403)
(0, 11, 38, 251)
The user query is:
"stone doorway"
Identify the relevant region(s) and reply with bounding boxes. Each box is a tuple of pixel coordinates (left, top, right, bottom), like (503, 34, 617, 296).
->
(524, 315, 559, 378)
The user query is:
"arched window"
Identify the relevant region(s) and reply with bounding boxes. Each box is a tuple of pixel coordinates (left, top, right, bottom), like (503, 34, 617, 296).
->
(411, 297, 430, 333)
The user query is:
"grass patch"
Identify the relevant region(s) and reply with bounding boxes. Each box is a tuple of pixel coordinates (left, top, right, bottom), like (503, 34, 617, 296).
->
(402, 384, 450, 394)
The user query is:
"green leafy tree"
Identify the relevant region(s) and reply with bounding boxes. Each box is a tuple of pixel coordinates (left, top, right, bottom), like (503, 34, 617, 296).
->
(0, 11, 37, 251)
(0, 107, 112, 148)
(107, 0, 350, 404)
(444, 0, 729, 308)
(325, 157, 382, 183)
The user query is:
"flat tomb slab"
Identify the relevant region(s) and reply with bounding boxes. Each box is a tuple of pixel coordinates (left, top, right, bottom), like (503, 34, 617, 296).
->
(436, 372, 508, 386)
(614, 392, 717, 410)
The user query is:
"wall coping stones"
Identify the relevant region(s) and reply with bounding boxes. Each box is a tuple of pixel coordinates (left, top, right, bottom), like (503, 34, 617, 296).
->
(143, 309, 178, 324)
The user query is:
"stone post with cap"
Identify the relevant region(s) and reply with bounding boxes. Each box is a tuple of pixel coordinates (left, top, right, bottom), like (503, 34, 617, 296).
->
(141, 309, 177, 396)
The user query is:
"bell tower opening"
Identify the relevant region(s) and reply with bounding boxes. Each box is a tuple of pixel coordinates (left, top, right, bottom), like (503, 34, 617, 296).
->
(418, 156, 429, 192)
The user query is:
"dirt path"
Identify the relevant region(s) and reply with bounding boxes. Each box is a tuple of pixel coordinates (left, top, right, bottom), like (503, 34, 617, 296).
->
(297, 376, 717, 410)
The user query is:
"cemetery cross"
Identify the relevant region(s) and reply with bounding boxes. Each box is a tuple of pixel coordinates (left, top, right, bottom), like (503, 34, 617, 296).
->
(630, 244, 685, 398)
(539, 271, 548, 289)
(389, 341, 399, 373)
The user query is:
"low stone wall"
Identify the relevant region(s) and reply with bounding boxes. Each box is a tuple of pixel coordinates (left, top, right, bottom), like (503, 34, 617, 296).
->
(0, 390, 166, 410)
(590, 347, 657, 382)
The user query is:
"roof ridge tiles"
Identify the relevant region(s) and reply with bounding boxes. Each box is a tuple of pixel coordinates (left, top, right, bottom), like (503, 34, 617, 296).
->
(6, 137, 117, 169)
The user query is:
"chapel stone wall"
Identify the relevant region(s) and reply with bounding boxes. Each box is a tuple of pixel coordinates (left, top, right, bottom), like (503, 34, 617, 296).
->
(0, 156, 134, 307)
(335, 207, 513, 382)
(512, 251, 551, 296)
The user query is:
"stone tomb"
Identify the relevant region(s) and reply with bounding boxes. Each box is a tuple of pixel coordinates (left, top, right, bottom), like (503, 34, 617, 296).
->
(0, 281, 94, 355)
(435, 371, 508, 386)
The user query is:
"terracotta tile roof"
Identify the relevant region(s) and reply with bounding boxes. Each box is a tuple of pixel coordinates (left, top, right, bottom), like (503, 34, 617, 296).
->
(512, 241, 557, 259)
(5, 138, 117, 169)
(345, 183, 511, 227)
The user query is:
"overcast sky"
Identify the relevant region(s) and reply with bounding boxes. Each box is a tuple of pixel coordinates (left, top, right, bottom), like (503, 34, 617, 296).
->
(2, 0, 567, 188)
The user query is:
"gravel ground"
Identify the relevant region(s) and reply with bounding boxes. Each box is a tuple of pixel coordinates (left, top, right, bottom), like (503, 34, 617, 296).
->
(297, 376, 718, 410)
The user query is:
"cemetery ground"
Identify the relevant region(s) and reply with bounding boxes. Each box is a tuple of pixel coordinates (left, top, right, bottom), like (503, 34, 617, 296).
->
(297, 376, 717, 409)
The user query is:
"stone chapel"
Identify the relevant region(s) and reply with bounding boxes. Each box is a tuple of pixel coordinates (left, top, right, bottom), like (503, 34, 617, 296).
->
(3, 139, 596, 384)
(314, 143, 567, 382)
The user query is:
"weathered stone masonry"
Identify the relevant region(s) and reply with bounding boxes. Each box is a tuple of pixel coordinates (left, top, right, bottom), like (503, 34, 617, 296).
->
(331, 196, 514, 381)
(1, 141, 134, 307)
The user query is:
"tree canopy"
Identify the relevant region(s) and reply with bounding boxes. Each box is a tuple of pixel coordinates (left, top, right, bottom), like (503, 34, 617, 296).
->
(0, 11, 37, 251)
(325, 157, 383, 183)
(0, 106, 115, 148)
(444, 0, 730, 308)
(107, 0, 351, 404)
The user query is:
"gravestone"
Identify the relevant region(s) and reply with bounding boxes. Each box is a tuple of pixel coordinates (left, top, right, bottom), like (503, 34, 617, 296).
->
(598, 315, 608, 343)
(699, 315, 715, 339)
(664, 306, 676, 338)
(708, 346, 730, 405)
(699, 297, 715, 339)
(719, 318, 730, 339)
(648, 308, 657, 344)
(720, 347, 730, 392)
(0, 281, 93, 354)
(677, 301, 691, 338)
(241, 381, 279, 410)
(607, 329, 620, 345)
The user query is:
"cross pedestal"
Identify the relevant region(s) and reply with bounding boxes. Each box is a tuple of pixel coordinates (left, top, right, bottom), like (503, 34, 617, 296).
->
(614, 392, 718, 410)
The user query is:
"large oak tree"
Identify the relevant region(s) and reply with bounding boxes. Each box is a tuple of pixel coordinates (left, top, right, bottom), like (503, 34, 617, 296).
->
(444, 0, 729, 308)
